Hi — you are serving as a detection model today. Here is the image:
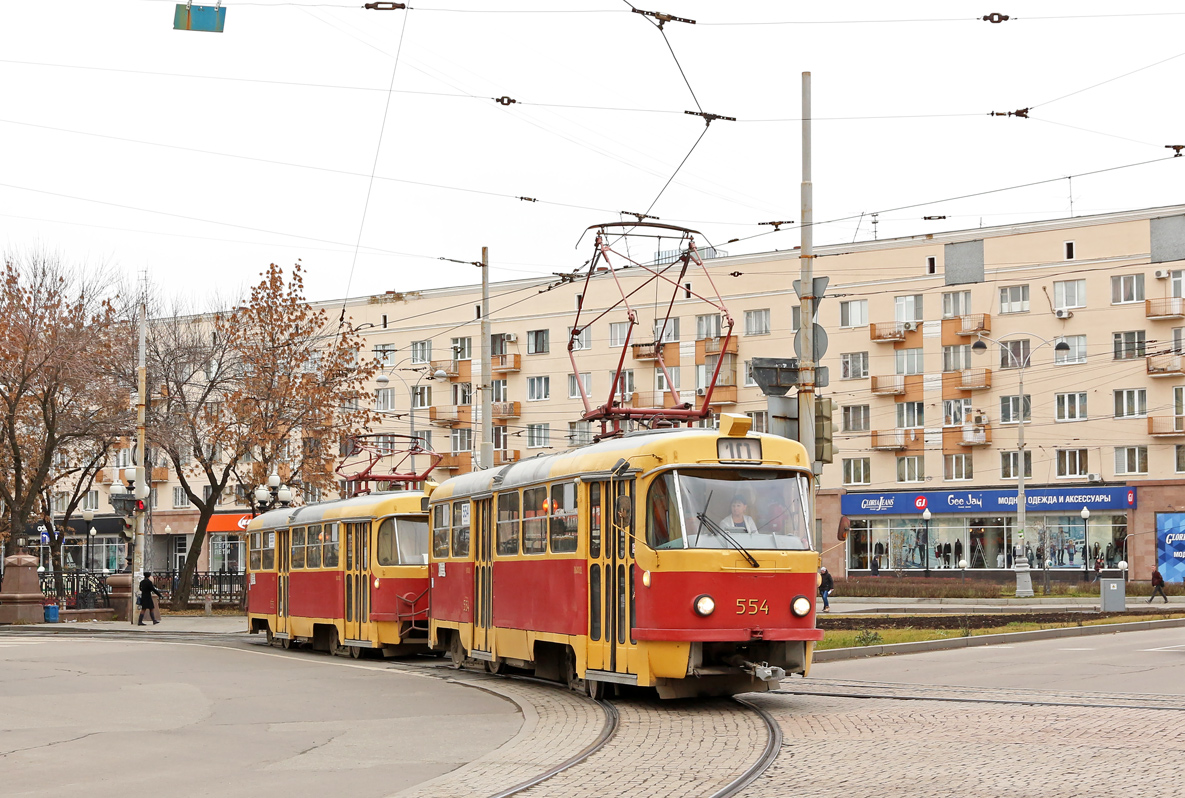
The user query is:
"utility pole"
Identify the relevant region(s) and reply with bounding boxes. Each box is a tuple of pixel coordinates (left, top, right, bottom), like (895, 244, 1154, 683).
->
(798, 71, 817, 542)
(479, 247, 493, 471)
(131, 290, 148, 623)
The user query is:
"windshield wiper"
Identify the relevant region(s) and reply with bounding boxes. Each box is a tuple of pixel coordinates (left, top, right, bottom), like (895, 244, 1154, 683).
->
(695, 512, 760, 568)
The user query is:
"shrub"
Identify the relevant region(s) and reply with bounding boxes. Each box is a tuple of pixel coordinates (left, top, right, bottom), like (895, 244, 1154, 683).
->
(853, 629, 884, 647)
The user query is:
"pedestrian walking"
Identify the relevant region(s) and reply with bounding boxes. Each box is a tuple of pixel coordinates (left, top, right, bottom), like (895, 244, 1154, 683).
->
(1093, 556, 1104, 582)
(1149, 567, 1169, 604)
(819, 567, 834, 613)
(138, 572, 164, 626)
(869, 557, 880, 577)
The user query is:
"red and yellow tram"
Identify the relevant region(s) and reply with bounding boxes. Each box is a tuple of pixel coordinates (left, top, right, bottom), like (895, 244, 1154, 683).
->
(428, 414, 823, 698)
(246, 491, 431, 657)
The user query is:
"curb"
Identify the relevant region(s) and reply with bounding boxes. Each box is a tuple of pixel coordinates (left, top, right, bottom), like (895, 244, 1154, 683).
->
(832, 596, 1184, 606)
(813, 616, 1185, 662)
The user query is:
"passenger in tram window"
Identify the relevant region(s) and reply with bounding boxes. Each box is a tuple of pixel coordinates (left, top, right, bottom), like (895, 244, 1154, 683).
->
(718, 493, 758, 534)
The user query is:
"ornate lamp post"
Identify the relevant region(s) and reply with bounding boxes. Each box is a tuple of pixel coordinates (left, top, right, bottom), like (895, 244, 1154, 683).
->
(1080, 505, 1091, 582)
(375, 363, 448, 474)
(254, 472, 294, 514)
(973, 333, 1070, 598)
(83, 509, 95, 571)
(922, 507, 932, 577)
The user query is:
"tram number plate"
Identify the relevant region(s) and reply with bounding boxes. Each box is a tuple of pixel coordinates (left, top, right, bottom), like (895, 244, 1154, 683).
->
(718, 439, 761, 462)
(736, 599, 770, 615)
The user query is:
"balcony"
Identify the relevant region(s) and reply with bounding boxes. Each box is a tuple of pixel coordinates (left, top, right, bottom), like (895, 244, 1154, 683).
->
(1148, 416, 1185, 437)
(870, 429, 910, 450)
(429, 359, 460, 378)
(494, 449, 521, 465)
(491, 401, 520, 419)
(626, 390, 686, 409)
(150, 466, 170, 482)
(959, 368, 992, 390)
(959, 423, 992, 446)
(956, 314, 991, 336)
(1146, 354, 1184, 377)
(491, 353, 521, 373)
(428, 405, 462, 427)
(702, 335, 738, 356)
(870, 375, 905, 396)
(870, 321, 912, 342)
(435, 452, 470, 471)
(631, 341, 679, 361)
(1146, 297, 1185, 320)
(705, 385, 737, 406)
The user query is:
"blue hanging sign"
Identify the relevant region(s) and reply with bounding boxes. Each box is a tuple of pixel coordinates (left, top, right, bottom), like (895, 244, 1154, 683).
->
(841, 486, 1137, 516)
(1156, 513, 1185, 583)
(174, 4, 226, 33)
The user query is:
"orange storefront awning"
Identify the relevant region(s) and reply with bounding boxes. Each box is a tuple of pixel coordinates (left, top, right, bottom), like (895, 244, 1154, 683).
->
(206, 513, 253, 533)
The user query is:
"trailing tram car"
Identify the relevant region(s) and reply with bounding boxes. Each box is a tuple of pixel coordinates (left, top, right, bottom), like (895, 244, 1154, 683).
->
(246, 491, 432, 657)
(428, 414, 823, 698)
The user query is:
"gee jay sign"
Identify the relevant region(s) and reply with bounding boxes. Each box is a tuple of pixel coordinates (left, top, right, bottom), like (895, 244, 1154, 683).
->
(841, 487, 1137, 516)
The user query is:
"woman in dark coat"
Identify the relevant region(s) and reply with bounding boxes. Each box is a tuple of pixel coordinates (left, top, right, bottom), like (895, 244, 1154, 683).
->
(138, 572, 164, 626)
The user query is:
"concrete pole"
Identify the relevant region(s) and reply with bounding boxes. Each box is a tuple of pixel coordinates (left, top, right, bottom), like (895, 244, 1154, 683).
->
(1014, 358, 1034, 596)
(798, 71, 817, 545)
(479, 247, 494, 470)
(132, 294, 147, 623)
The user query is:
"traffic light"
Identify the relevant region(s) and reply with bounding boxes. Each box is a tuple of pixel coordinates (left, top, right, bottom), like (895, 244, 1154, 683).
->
(815, 397, 836, 464)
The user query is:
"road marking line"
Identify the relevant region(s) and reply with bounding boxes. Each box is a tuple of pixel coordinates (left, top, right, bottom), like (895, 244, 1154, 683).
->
(1141, 644, 1185, 652)
(1059, 648, 1094, 651)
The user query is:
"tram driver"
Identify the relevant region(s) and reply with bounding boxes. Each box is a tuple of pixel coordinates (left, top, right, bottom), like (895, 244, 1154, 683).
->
(718, 492, 759, 534)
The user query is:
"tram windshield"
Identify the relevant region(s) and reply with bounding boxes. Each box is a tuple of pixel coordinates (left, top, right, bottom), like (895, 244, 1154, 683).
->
(647, 469, 812, 551)
(376, 516, 430, 565)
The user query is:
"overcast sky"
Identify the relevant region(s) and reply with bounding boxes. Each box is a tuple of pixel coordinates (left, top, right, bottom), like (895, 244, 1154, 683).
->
(2, 0, 1184, 307)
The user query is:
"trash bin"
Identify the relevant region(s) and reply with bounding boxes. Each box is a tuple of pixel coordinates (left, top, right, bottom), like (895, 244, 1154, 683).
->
(1100, 577, 1125, 612)
(43, 604, 60, 623)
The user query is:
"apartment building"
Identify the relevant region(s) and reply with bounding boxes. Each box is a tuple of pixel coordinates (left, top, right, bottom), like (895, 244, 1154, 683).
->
(41, 204, 1185, 582)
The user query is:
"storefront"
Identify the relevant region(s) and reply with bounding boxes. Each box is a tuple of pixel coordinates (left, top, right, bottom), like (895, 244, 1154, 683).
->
(205, 513, 250, 573)
(23, 516, 129, 573)
(842, 486, 1136, 574)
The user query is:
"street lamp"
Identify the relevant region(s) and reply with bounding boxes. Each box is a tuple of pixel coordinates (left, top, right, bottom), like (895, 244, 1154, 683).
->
(973, 332, 1070, 598)
(376, 364, 448, 474)
(922, 507, 932, 577)
(83, 509, 95, 571)
(1080, 505, 1091, 582)
(254, 471, 293, 513)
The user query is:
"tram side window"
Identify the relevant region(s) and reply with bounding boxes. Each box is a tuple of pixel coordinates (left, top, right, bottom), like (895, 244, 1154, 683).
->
(589, 483, 601, 559)
(249, 532, 262, 570)
(432, 504, 451, 558)
(290, 527, 306, 569)
(647, 473, 681, 549)
(522, 487, 548, 554)
(496, 492, 520, 555)
(452, 501, 471, 558)
(377, 518, 399, 566)
(306, 525, 323, 568)
(549, 482, 579, 553)
(323, 523, 340, 568)
(398, 518, 430, 564)
(262, 532, 276, 570)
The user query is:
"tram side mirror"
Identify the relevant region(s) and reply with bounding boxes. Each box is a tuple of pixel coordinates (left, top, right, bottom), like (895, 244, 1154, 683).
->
(611, 458, 630, 477)
(615, 495, 633, 527)
(837, 515, 850, 542)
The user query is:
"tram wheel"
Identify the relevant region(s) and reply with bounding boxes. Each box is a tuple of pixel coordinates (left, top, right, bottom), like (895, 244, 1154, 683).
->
(486, 658, 503, 675)
(265, 629, 275, 647)
(350, 645, 364, 660)
(281, 636, 293, 651)
(326, 628, 340, 657)
(448, 634, 466, 669)
(564, 648, 584, 693)
(586, 677, 608, 701)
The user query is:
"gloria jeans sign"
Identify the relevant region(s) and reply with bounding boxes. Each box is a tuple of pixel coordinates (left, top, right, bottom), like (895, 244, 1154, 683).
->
(841, 486, 1137, 516)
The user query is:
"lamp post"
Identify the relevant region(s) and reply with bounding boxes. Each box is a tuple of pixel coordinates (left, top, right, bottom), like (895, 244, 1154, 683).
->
(922, 507, 932, 577)
(254, 471, 294, 514)
(1080, 505, 1091, 582)
(973, 332, 1070, 598)
(82, 509, 95, 571)
(376, 363, 448, 476)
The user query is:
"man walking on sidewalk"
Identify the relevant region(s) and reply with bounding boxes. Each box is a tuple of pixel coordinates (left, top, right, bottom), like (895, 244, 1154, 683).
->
(819, 567, 834, 613)
(1149, 567, 1169, 604)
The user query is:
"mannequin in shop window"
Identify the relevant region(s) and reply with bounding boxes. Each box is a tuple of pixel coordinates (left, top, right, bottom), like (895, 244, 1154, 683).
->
(934, 541, 942, 568)
(954, 538, 963, 566)
(874, 540, 884, 567)
(942, 542, 952, 568)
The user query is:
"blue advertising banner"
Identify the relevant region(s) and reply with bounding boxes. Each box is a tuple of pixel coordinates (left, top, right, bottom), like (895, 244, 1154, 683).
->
(841, 486, 1137, 516)
(1156, 513, 1185, 583)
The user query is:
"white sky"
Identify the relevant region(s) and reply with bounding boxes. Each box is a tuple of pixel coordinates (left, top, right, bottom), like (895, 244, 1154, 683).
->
(2, 0, 1184, 306)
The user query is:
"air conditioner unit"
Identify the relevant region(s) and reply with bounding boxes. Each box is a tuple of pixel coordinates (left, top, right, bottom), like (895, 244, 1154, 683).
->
(1054, 308, 1074, 319)
(1154, 269, 1170, 279)
(503, 332, 517, 342)
(1086, 472, 1103, 483)
(903, 322, 919, 332)
(696, 387, 707, 396)
(973, 412, 989, 425)
(622, 392, 633, 402)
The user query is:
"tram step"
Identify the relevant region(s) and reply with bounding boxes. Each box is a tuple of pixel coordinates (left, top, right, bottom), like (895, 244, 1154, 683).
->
(585, 669, 639, 686)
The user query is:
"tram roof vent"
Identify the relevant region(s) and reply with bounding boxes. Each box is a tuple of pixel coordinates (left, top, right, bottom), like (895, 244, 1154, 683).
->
(719, 413, 752, 437)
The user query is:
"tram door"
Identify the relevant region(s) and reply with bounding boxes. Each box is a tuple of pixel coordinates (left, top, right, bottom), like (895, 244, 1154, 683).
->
(587, 478, 635, 674)
(276, 529, 290, 638)
(473, 499, 494, 655)
(344, 522, 370, 643)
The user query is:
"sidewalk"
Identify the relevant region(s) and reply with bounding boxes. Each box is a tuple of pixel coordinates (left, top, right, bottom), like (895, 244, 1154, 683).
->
(828, 596, 1184, 614)
(2, 614, 249, 635)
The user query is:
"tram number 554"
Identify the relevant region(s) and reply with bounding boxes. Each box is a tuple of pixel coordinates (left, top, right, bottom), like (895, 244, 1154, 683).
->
(736, 598, 770, 615)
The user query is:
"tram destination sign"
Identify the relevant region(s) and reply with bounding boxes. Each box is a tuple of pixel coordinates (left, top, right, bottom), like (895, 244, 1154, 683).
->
(841, 486, 1137, 516)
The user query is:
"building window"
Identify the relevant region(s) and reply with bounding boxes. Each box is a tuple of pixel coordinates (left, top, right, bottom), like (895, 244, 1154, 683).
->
(568, 372, 591, 399)
(657, 367, 681, 393)
(450, 427, 473, 454)
(842, 405, 870, 432)
(410, 340, 431, 364)
(1114, 446, 1148, 475)
(1000, 395, 1032, 424)
(568, 326, 591, 351)
(1113, 331, 1146, 360)
(1056, 449, 1089, 478)
(527, 329, 549, 354)
(896, 455, 924, 483)
(452, 382, 473, 406)
(942, 344, 972, 372)
(411, 430, 431, 451)
(1000, 339, 1030, 369)
(791, 306, 802, 331)
(695, 314, 722, 340)
(1111, 274, 1145, 304)
(839, 299, 868, 328)
(944, 454, 973, 481)
(1177, 445, 1185, 473)
(52, 491, 68, 514)
(1055, 335, 1087, 365)
(1054, 279, 1086, 310)
(1055, 392, 1088, 421)
(844, 458, 871, 486)
(609, 322, 630, 348)
(1114, 388, 1147, 418)
(840, 352, 869, 379)
(1064, 241, 1076, 260)
(527, 423, 550, 449)
(943, 398, 972, 427)
(380, 314, 388, 329)
(896, 401, 924, 429)
(895, 348, 924, 375)
(568, 421, 593, 447)
(942, 290, 971, 318)
(653, 317, 680, 343)
(611, 369, 635, 396)
(490, 379, 507, 403)
(744, 309, 771, 336)
(527, 376, 550, 401)
(411, 385, 431, 409)
(173, 486, 191, 509)
(894, 294, 923, 322)
(374, 343, 397, 366)
(376, 387, 396, 411)
(451, 337, 472, 360)
(926, 256, 937, 275)
(1001, 450, 1032, 479)
(999, 285, 1030, 314)
(745, 410, 768, 433)
(114, 448, 132, 468)
(742, 360, 756, 387)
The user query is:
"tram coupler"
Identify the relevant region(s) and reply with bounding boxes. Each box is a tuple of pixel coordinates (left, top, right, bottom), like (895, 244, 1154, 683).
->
(742, 661, 786, 683)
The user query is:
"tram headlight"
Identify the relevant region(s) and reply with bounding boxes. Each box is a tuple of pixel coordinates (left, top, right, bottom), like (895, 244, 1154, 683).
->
(373, 578, 381, 589)
(642, 570, 651, 588)
(791, 595, 812, 617)
(693, 594, 716, 617)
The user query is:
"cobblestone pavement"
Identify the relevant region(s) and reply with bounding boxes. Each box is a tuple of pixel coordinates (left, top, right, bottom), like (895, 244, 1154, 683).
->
(741, 684, 1185, 798)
